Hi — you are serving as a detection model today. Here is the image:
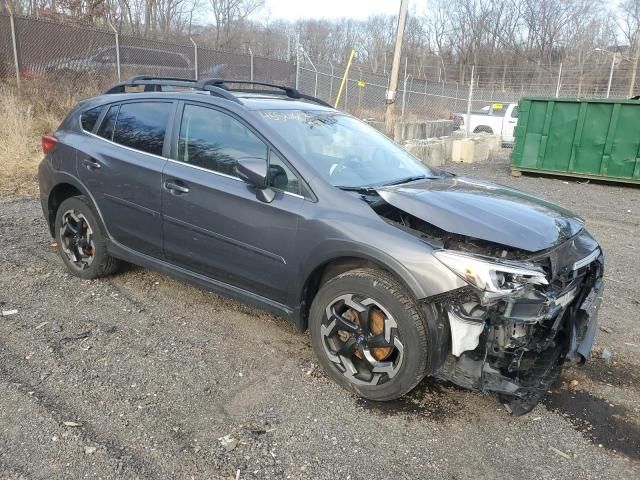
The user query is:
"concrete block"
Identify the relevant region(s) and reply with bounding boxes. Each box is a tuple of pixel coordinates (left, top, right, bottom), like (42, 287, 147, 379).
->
(451, 139, 473, 163)
(363, 119, 386, 134)
(394, 120, 454, 142)
(441, 136, 454, 159)
(471, 138, 490, 162)
(404, 139, 446, 168)
(474, 133, 501, 152)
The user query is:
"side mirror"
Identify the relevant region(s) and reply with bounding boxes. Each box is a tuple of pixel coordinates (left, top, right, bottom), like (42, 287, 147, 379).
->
(235, 158, 275, 203)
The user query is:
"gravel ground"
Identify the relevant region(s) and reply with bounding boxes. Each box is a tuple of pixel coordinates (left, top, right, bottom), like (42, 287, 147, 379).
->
(1, 151, 639, 479)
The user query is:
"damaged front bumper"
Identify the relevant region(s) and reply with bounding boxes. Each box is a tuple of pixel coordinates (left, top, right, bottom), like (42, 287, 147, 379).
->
(434, 246, 604, 416)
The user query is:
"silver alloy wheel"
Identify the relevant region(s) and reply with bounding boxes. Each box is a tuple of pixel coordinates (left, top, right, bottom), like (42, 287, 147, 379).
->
(59, 209, 95, 270)
(320, 294, 404, 386)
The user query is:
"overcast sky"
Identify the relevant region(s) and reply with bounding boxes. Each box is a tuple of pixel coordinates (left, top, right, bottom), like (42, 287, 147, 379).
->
(260, 0, 404, 21)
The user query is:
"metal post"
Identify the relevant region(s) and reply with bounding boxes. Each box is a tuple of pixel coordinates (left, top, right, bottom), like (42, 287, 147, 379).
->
(466, 65, 475, 137)
(108, 22, 121, 81)
(345, 79, 349, 111)
(358, 67, 362, 111)
(9, 12, 20, 88)
(630, 39, 640, 97)
(190, 37, 198, 80)
(295, 34, 300, 90)
(301, 48, 318, 97)
(401, 58, 409, 122)
(329, 62, 334, 103)
(248, 46, 254, 81)
(455, 81, 459, 112)
(423, 76, 427, 106)
(606, 54, 616, 98)
(555, 62, 563, 98)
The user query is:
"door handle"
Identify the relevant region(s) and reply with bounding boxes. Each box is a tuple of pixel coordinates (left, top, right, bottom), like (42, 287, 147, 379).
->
(164, 181, 190, 194)
(82, 158, 101, 169)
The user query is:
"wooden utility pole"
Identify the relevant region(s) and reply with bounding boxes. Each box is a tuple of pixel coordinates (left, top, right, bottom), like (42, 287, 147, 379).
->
(383, 0, 409, 136)
(629, 34, 640, 98)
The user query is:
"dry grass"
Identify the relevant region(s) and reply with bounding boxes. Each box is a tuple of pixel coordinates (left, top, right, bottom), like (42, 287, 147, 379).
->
(0, 77, 102, 196)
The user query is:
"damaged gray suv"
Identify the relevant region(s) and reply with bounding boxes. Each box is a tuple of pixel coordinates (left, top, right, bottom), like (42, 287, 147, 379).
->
(39, 77, 604, 415)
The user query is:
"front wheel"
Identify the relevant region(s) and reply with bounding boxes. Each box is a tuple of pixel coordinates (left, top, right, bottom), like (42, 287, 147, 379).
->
(309, 268, 430, 401)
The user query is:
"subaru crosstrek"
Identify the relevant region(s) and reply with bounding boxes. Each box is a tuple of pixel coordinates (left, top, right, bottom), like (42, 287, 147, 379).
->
(38, 77, 604, 415)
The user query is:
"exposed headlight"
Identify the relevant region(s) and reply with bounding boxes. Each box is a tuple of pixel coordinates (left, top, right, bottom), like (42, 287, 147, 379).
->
(434, 250, 548, 299)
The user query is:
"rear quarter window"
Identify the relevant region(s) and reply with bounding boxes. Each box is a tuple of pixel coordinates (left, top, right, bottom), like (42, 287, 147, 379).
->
(80, 106, 103, 132)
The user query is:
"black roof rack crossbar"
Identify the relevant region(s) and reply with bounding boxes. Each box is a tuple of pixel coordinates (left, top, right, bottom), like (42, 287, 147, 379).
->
(128, 75, 198, 83)
(104, 77, 199, 94)
(103, 77, 241, 103)
(104, 76, 331, 107)
(200, 79, 332, 107)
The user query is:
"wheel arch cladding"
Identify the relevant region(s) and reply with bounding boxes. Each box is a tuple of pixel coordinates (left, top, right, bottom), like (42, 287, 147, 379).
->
(298, 254, 425, 332)
(47, 182, 84, 236)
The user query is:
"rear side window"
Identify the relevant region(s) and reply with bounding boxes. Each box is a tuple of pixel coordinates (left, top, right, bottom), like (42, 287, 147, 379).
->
(511, 106, 519, 118)
(111, 102, 172, 156)
(80, 106, 102, 132)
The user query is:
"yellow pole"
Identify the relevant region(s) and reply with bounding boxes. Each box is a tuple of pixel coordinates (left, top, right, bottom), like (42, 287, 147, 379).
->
(334, 49, 356, 109)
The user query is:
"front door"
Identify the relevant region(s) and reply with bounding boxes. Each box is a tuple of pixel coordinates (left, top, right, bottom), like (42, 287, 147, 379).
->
(161, 102, 304, 304)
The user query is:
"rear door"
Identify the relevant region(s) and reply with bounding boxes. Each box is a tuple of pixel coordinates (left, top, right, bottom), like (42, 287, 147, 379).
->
(161, 102, 304, 304)
(77, 100, 174, 258)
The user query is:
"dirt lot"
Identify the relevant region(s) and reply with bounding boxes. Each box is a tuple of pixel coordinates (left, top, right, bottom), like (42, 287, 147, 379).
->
(1, 151, 639, 479)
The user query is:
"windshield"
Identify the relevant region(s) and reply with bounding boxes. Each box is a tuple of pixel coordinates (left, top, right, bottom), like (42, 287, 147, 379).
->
(258, 110, 434, 188)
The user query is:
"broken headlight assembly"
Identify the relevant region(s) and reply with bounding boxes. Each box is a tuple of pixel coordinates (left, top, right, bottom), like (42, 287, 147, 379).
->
(433, 250, 548, 303)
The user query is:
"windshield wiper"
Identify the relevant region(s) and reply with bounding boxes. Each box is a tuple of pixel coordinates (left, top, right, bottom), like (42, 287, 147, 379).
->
(384, 174, 436, 186)
(336, 185, 378, 192)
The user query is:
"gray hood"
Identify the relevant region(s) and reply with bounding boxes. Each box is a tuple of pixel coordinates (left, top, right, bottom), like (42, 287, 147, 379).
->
(377, 176, 584, 252)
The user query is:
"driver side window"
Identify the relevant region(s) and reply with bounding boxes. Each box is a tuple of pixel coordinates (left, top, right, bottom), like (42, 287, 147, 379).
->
(178, 104, 267, 177)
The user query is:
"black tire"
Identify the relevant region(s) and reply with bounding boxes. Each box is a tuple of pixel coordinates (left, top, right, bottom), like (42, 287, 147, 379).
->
(309, 268, 430, 401)
(54, 196, 120, 279)
(474, 126, 494, 134)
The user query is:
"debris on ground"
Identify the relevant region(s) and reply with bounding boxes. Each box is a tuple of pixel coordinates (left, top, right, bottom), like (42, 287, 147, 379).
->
(549, 446, 571, 460)
(601, 348, 613, 364)
(1, 309, 18, 316)
(84, 446, 97, 455)
(35, 321, 49, 329)
(218, 435, 238, 452)
(63, 421, 83, 427)
(600, 326, 614, 334)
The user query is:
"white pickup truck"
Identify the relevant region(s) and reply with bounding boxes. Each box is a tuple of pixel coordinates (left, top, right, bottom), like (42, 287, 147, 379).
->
(451, 102, 519, 145)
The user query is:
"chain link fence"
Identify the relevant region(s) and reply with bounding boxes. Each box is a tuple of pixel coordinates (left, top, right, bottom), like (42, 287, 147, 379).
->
(2, 13, 634, 129)
(299, 58, 638, 124)
(0, 14, 294, 92)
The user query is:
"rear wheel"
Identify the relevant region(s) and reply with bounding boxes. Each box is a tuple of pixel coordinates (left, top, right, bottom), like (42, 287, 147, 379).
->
(473, 125, 494, 134)
(309, 268, 430, 401)
(55, 196, 120, 279)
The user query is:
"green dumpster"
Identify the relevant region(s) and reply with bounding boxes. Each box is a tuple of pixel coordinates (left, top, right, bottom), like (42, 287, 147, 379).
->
(511, 97, 640, 184)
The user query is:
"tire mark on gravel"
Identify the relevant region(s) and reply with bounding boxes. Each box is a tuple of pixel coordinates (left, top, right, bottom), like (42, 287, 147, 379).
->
(0, 340, 165, 479)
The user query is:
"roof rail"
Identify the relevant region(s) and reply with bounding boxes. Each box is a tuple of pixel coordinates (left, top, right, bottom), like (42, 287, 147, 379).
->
(103, 76, 332, 108)
(103, 76, 242, 103)
(203, 79, 332, 107)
